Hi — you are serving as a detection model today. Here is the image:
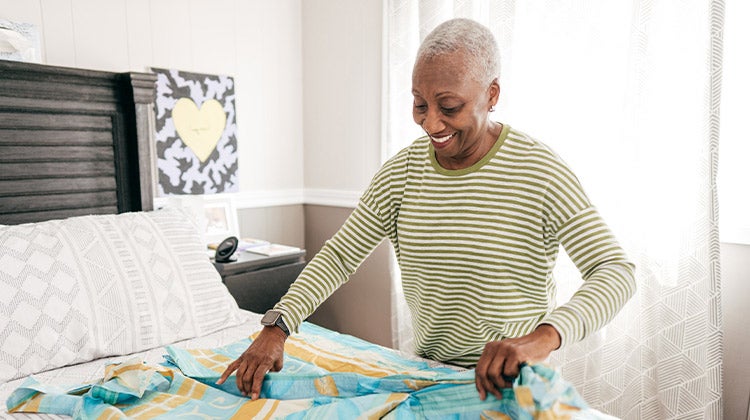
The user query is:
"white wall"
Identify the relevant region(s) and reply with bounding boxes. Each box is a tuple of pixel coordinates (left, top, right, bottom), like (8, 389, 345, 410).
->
(301, 0, 383, 198)
(0, 0, 304, 197)
(720, 243, 750, 420)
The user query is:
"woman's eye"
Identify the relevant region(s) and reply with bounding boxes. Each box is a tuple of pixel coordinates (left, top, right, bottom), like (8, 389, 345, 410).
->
(441, 106, 460, 114)
(414, 103, 427, 112)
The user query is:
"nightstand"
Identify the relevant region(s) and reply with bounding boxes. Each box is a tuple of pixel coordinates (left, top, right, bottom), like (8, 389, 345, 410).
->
(213, 250, 306, 313)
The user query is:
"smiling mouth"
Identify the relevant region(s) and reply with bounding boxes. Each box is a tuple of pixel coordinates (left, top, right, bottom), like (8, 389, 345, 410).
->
(430, 133, 456, 144)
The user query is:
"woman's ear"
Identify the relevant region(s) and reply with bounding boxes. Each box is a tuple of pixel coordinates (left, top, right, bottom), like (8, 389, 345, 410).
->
(488, 78, 500, 109)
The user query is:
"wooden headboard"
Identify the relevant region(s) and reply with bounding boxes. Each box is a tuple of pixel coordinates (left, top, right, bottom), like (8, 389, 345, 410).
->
(0, 60, 157, 225)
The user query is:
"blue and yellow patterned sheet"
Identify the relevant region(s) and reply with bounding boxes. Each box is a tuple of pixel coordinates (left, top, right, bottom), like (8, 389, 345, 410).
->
(7, 323, 606, 419)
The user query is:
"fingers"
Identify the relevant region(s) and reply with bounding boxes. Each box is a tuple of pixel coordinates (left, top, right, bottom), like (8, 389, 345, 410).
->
(235, 359, 253, 396)
(235, 356, 280, 399)
(219, 329, 287, 398)
(250, 363, 269, 400)
(215, 360, 238, 385)
(271, 357, 284, 373)
(501, 355, 522, 381)
(236, 359, 258, 397)
(486, 354, 510, 399)
(476, 346, 505, 401)
(475, 350, 489, 400)
(475, 341, 526, 401)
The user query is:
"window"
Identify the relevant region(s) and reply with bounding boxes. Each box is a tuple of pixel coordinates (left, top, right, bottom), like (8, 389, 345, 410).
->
(718, 0, 750, 244)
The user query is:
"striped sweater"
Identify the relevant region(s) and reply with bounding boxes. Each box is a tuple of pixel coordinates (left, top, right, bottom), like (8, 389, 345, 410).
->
(276, 124, 636, 366)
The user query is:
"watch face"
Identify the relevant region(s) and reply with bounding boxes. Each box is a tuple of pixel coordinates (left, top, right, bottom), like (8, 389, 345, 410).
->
(261, 311, 281, 325)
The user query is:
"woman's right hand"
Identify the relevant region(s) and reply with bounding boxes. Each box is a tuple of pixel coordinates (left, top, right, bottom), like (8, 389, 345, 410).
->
(215, 325, 287, 399)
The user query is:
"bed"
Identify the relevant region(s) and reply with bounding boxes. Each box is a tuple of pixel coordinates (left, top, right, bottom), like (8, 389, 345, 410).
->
(0, 60, 613, 419)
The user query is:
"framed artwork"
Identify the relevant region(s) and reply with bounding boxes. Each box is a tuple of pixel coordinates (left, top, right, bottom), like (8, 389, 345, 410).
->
(202, 196, 239, 245)
(152, 68, 239, 195)
(0, 19, 41, 63)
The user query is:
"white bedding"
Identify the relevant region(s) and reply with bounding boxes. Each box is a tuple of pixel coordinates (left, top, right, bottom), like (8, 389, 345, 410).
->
(1, 310, 261, 419)
(0, 208, 259, 418)
(0, 209, 244, 385)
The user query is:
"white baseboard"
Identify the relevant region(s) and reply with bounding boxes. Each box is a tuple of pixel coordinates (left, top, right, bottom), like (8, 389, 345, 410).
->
(234, 189, 306, 209)
(303, 189, 360, 208)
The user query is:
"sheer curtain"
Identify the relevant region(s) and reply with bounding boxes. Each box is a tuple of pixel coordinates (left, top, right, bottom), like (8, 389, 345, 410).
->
(383, 1, 724, 418)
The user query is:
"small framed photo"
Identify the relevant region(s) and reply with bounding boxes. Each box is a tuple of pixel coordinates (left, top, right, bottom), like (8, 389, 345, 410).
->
(202, 196, 239, 245)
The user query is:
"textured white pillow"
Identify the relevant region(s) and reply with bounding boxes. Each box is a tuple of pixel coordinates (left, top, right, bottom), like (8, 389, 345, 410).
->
(0, 209, 242, 382)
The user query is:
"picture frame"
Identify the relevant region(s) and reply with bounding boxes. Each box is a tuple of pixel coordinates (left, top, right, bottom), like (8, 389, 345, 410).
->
(151, 67, 239, 196)
(201, 195, 240, 246)
(0, 19, 41, 63)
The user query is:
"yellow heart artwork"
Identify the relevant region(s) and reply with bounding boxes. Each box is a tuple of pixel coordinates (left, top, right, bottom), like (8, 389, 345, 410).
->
(172, 98, 227, 162)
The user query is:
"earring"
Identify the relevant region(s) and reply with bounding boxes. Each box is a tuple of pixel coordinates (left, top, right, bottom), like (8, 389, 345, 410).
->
(489, 106, 495, 112)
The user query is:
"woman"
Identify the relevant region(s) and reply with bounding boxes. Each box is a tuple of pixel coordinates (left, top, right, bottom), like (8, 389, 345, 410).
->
(218, 18, 636, 402)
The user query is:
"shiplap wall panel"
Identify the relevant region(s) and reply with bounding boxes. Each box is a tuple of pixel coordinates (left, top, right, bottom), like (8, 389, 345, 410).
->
(148, 0, 194, 72)
(38, 0, 76, 67)
(125, 0, 154, 71)
(0, 0, 41, 23)
(188, 0, 237, 76)
(71, 0, 131, 72)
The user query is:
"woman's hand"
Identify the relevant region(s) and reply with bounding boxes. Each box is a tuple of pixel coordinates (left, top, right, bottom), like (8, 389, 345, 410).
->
(215, 326, 287, 399)
(475, 324, 561, 400)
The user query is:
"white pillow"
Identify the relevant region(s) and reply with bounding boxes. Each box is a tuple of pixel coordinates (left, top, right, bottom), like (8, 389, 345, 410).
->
(0, 208, 242, 382)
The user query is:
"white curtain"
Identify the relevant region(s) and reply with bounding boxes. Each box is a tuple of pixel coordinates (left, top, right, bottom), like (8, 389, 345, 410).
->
(383, 1, 724, 419)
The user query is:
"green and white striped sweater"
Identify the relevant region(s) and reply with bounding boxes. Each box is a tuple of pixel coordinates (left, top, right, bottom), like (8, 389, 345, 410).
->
(276, 124, 636, 367)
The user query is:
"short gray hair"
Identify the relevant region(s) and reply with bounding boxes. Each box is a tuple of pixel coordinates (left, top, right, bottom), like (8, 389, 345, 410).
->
(415, 18, 500, 85)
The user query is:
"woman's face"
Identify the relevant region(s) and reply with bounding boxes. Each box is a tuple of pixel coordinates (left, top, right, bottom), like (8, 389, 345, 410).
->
(412, 50, 500, 169)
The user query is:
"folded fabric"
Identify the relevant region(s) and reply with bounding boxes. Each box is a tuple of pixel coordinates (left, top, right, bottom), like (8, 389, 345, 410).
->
(7, 323, 605, 419)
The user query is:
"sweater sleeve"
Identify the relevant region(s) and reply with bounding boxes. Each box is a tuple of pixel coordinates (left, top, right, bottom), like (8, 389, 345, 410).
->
(273, 200, 388, 332)
(541, 206, 636, 346)
(273, 147, 409, 332)
(532, 143, 636, 346)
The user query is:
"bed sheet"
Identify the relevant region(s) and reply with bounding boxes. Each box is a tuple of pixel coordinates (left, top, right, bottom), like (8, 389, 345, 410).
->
(1, 311, 462, 419)
(3, 311, 616, 419)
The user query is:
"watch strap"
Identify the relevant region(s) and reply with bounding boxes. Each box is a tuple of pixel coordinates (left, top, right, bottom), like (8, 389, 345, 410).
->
(262, 310, 290, 336)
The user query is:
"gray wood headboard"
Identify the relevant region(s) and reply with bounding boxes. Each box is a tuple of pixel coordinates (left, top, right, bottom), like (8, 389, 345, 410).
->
(0, 60, 157, 225)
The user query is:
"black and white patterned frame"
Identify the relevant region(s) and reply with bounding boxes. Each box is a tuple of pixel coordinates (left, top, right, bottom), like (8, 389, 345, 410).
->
(152, 68, 239, 195)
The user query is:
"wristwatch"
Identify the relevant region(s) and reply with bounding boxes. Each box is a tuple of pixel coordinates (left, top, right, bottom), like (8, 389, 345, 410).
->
(261, 310, 290, 336)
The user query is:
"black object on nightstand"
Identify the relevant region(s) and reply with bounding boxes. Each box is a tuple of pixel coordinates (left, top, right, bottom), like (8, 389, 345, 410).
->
(214, 236, 239, 262)
(213, 249, 306, 313)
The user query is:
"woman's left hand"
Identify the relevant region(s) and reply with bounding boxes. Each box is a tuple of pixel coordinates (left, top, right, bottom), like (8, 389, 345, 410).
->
(474, 324, 561, 400)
